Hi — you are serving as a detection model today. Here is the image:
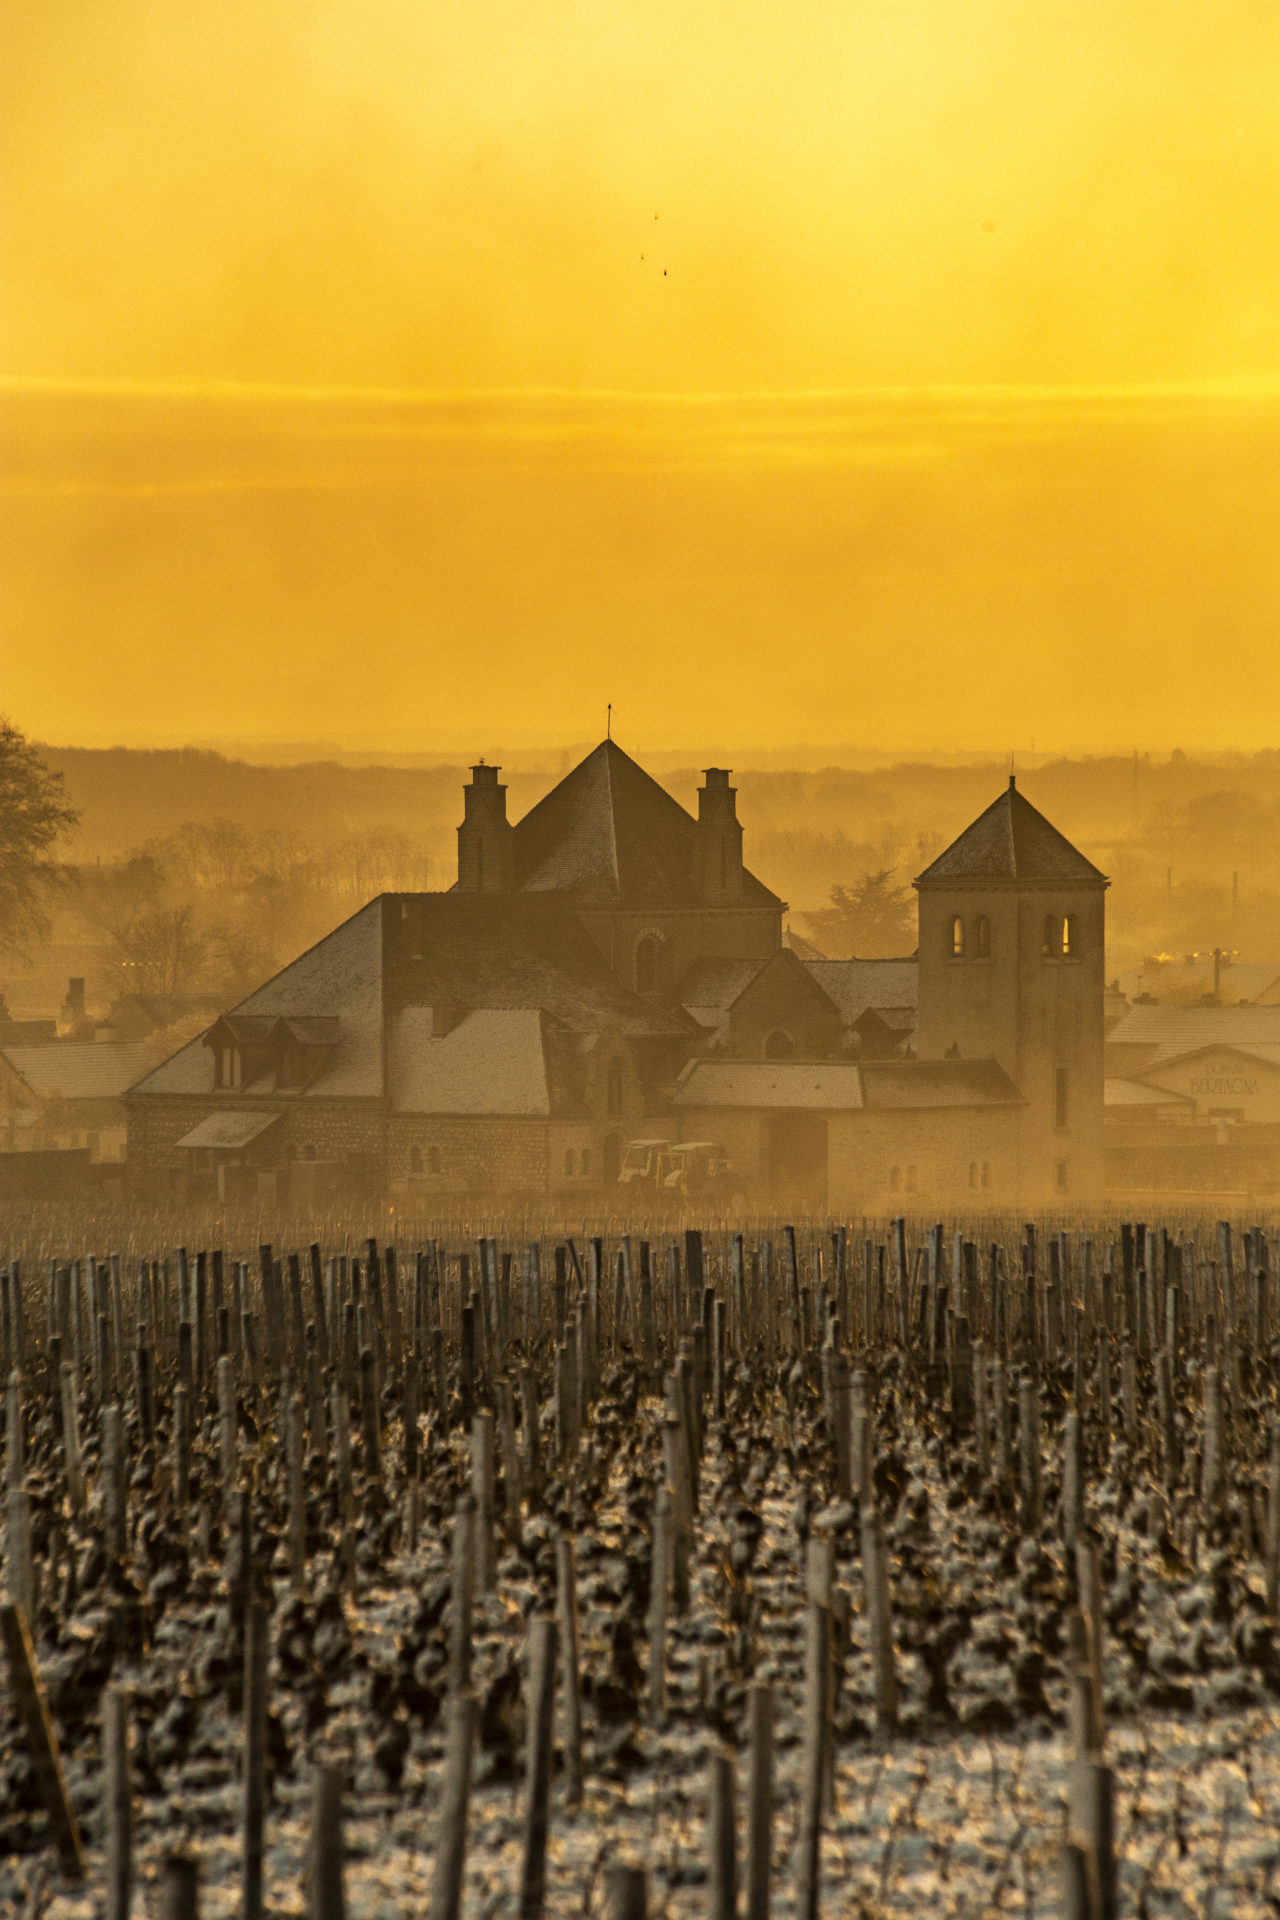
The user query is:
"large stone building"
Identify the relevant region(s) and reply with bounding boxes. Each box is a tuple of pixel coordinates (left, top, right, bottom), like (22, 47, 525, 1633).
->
(126, 741, 1108, 1211)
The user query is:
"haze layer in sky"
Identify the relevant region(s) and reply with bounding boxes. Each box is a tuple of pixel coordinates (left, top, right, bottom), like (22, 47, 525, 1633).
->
(2, 1, 1277, 751)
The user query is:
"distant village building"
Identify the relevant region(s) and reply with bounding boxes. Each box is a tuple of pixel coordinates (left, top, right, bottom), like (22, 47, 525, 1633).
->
(125, 742, 1108, 1211)
(1105, 1001, 1280, 1203)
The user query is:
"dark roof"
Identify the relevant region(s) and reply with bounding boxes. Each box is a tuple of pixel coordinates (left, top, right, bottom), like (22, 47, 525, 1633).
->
(673, 1055, 1021, 1111)
(392, 892, 693, 1038)
(915, 778, 1108, 887)
(512, 740, 781, 909)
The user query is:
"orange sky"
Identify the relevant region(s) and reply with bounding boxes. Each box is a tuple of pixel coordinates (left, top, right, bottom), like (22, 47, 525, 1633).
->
(2, 1, 1277, 752)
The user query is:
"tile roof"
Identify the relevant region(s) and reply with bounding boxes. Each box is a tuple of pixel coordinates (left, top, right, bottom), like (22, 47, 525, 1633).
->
(128, 898, 386, 1100)
(1, 1041, 160, 1101)
(674, 1056, 1020, 1111)
(803, 959, 918, 1022)
(1107, 1004, 1280, 1053)
(512, 740, 781, 909)
(390, 1008, 552, 1115)
(915, 778, 1107, 887)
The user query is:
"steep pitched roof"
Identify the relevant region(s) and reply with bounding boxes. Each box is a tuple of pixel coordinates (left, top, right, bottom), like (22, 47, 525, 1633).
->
(391, 893, 692, 1038)
(915, 778, 1108, 887)
(128, 898, 386, 1100)
(511, 739, 781, 909)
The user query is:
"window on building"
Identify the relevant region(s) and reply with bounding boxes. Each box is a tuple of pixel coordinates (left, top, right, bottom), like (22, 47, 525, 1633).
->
(1055, 1066, 1069, 1130)
(968, 1161, 978, 1188)
(580, 1147, 592, 1175)
(1063, 913, 1078, 959)
(950, 915, 965, 959)
(981, 1161, 991, 1189)
(764, 1028, 796, 1059)
(906, 1165, 918, 1192)
(606, 1057, 624, 1116)
(428, 1145, 442, 1175)
(1042, 912, 1061, 959)
(889, 1166, 901, 1192)
(635, 933, 663, 994)
(564, 1148, 576, 1176)
(217, 1046, 242, 1089)
(1055, 1160, 1069, 1192)
(303, 1143, 316, 1162)
(974, 915, 991, 958)
(409, 1146, 423, 1174)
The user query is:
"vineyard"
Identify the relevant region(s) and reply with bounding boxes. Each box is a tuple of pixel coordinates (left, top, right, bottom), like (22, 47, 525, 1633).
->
(3, 1211, 1280, 1916)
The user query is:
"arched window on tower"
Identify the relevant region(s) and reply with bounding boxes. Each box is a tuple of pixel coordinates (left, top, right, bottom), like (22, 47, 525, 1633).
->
(974, 915, 991, 959)
(1063, 913, 1078, 959)
(580, 1147, 592, 1176)
(950, 915, 965, 959)
(1042, 912, 1061, 959)
(635, 933, 663, 994)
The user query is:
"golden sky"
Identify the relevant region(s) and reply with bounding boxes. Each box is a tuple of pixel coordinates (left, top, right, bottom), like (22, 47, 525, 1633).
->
(2, 1, 1277, 751)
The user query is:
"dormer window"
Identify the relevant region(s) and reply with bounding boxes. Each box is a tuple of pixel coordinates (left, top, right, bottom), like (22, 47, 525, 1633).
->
(216, 1046, 242, 1089)
(950, 915, 965, 959)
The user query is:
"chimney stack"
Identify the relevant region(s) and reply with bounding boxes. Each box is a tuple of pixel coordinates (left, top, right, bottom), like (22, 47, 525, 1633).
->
(456, 763, 515, 892)
(693, 768, 744, 903)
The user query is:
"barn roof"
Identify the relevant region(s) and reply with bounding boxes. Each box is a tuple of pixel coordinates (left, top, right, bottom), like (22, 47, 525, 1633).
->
(915, 778, 1107, 887)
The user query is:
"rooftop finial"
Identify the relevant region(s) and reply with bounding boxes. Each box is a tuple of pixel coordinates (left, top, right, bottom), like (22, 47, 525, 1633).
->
(607, 702, 612, 740)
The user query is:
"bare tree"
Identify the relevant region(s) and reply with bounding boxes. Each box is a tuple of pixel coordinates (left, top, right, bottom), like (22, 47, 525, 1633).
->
(0, 717, 80, 957)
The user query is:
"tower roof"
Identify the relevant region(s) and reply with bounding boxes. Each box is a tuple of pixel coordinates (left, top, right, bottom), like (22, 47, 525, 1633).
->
(511, 738, 782, 909)
(914, 777, 1108, 888)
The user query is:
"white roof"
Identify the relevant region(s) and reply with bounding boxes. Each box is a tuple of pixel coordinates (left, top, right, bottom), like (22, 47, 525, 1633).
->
(1, 1041, 158, 1101)
(1108, 1004, 1280, 1051)
(1104, 1078, 1193, 1109)
(390, 1008, 551, 1115)
(174, 1110, 284, 1149)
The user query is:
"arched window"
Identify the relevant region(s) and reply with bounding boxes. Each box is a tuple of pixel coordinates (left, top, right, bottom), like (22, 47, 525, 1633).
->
(889, 1166, 901, 1193)
(606, 1057, 624, 1116)
(428, 1145, 442, 1176)
(409, 1146, 423, 1174)
(1042, 912, 1061, 959)
(974, 915, 991, 959)
(950, 915, 965, 959)
(981, 1161, 991, 1189)
(764, 1028, 796, 1059)
(1063, 913, 1077, 959)
(564, 1148, 576, 1176)
(969, 1161, 978, 1188)
(906, 1165, 918, 1193)
(580, 1147, 592, 1176)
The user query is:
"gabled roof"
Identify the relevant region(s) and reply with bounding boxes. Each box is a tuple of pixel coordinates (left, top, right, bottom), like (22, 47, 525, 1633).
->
(803, 959, 918, 1022)
(915, 778, 1107, 888)
(512, 739, 781, 909)
(1104, 1078, 1195, 1110)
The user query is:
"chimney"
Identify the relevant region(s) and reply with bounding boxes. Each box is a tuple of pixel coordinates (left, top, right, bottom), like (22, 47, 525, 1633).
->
(57, 976, 89, 1039)
(456, 762, 514, 892)
(693, 767, 744, 903)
